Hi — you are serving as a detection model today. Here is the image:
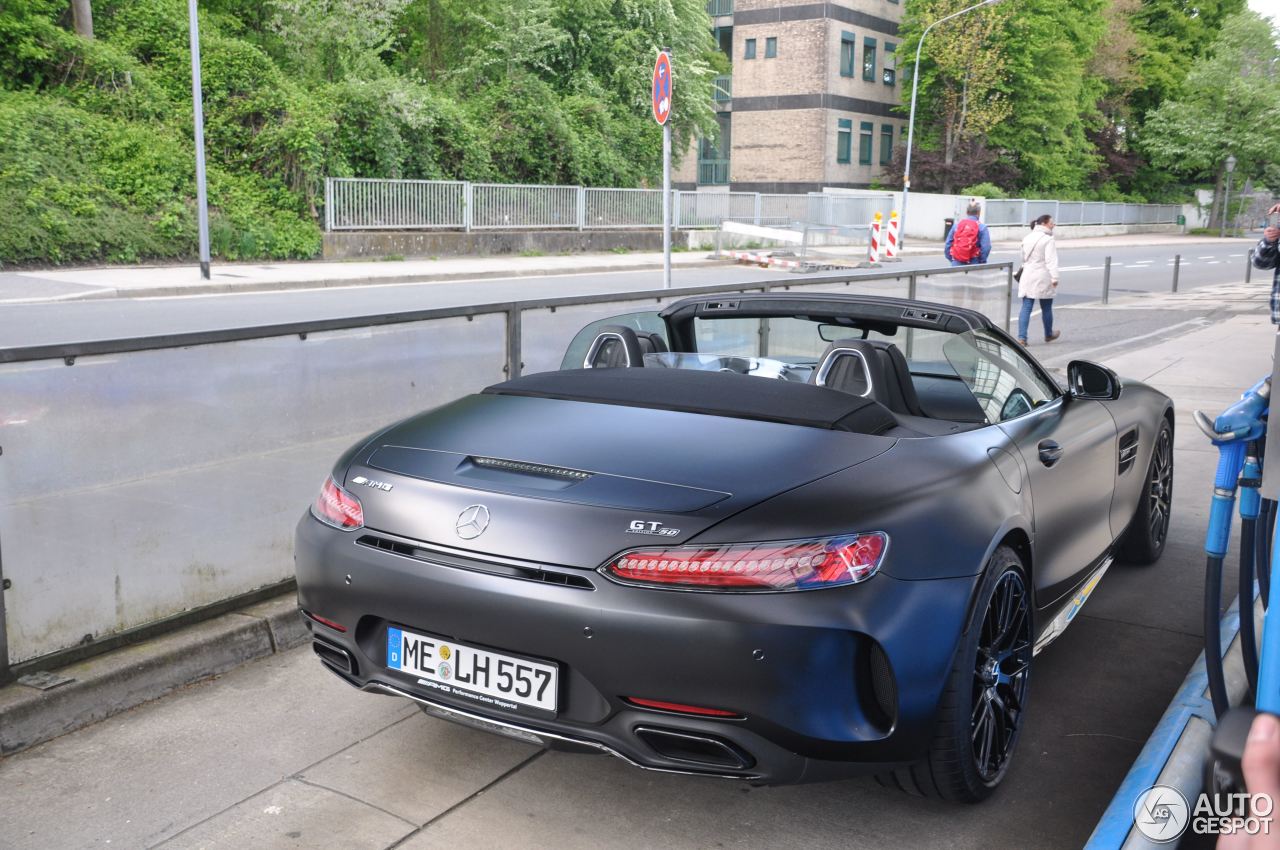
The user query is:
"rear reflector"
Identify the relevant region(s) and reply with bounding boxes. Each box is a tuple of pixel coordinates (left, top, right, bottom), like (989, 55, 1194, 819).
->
(625, 697, 741, 718)
(302, 609, 348, 633)
(603, 533, 887, 591)
(311, 476, 363, 530)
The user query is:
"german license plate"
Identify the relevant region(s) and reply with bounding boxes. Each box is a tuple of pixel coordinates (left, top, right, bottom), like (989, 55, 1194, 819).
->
(386, 626, 558, 713)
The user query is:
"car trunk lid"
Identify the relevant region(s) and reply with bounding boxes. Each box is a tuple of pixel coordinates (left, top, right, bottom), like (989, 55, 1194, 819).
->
(349, 394, 894, 568)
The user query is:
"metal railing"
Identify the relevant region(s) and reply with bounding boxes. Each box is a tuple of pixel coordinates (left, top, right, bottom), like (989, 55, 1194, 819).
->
(325, 178, 467, 231)
(471, 183, 580, 230)
(696, 160, 730, 186)
(984, 198, 1182, 227)
(325, 179, 892, 231)
(713, 74, 732, 103)
(0, 262, 1012, 681)
(324, 180, 1189, 234)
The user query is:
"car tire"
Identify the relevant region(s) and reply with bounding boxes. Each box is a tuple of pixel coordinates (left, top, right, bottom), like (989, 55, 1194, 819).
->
(878, 545, 1032, 802)
(1119, 420, 1174, 565)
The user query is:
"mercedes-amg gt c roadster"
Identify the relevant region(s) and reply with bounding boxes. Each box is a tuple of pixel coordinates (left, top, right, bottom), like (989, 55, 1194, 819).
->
(294, 292, 1174, 802)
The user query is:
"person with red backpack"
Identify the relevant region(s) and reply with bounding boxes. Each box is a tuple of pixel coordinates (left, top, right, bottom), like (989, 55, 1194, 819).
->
(944, 201, 992, 266)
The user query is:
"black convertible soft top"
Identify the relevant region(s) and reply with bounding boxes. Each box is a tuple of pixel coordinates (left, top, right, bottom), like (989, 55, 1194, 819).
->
(483, 368, 899, 435)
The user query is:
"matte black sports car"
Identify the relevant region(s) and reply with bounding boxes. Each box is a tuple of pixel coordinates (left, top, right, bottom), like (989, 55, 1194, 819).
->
(294, 293, 1174, 802)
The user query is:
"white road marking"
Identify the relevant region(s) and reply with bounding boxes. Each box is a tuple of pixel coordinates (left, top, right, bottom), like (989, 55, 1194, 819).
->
(1198, 256, 1216, 260)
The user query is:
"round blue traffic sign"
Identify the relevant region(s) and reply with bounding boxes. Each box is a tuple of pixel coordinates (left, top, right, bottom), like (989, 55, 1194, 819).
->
(652, 51, 672, 125)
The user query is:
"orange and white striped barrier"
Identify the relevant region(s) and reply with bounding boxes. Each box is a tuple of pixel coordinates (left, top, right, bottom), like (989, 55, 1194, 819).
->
(883, 211, 901, 261)
(726, 249, 774, 267)
(867, 212, 882, 265)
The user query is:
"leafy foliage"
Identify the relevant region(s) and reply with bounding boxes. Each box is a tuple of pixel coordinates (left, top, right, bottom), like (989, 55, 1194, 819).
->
(0, 0, 719, 265)
(1143, 12, 1280, 223)
(897, 0, 1256, 200)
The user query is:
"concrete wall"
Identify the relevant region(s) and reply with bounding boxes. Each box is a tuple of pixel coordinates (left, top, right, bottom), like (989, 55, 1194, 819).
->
(323, 229, 666, 261)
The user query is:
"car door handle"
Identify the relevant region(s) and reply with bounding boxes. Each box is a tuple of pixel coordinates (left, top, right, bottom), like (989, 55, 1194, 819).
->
(1038, 440, 1063, 467)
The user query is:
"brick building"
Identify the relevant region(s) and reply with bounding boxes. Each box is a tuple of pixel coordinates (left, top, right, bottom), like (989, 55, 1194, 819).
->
(674, 0, 906, 193)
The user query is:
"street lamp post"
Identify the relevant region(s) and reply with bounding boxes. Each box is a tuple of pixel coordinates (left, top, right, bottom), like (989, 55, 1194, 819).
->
(187, 0, 211, 280)
(900, 0, 1006, 248)
(1221, 154, 1238, 239)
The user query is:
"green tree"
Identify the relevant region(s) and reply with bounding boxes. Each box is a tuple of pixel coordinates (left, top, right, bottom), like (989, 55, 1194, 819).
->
(896, 0, 1013, 194)
(1143, 11, 1280, 227)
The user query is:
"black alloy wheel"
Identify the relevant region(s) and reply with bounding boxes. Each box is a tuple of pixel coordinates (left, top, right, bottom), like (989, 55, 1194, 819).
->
(1121, 420, 1174, 564)
(970, 569, 1032, 783)
(1147, 426, 1173, 549)
(880, 546, 1031, 802)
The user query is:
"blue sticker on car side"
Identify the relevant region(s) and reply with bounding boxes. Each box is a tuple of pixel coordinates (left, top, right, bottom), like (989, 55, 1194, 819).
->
(387, 627, 402, 668)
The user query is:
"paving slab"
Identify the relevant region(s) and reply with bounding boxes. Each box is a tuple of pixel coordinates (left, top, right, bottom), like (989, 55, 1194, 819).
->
(0, 648, 415, 850)
(299, 711, 538, 824)
(156, 779, 414, 850)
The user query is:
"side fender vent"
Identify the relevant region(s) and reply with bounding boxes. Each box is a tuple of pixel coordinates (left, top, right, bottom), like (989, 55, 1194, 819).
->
(1118, 428, 1139, 475)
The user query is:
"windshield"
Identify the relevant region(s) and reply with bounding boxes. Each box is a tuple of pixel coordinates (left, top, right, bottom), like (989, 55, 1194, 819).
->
(942, 330, 1058, 423)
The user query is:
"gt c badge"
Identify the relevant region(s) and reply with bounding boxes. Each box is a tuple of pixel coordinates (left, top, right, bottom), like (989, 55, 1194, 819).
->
(351, 476, 393, 492)
(627, 520, 680, 537)
(456, 505, 491, 540)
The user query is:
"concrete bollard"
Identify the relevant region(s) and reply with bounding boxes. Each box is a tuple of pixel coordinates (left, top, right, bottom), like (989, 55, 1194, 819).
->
(1172, 254, 1181, 293)
(1103, 256, 1111, 304)
(1248, 248, 1254, 283)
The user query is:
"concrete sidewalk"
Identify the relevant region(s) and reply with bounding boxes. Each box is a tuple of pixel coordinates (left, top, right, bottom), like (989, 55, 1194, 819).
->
(0, 233, 1256, 305)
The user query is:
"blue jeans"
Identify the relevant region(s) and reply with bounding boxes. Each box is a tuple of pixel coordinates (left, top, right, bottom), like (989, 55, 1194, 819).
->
(1018, 297, 1054, 341)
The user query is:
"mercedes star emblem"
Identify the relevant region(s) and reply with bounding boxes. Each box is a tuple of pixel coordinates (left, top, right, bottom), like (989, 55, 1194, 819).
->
(455, 504, 490, 540)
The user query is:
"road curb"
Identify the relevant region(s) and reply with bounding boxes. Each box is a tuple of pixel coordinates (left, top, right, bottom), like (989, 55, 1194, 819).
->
(43, 258, 738, 302)
(0, 594, 306, 756)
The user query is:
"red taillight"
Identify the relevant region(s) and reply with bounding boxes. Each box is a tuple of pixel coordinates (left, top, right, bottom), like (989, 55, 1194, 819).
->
(625, 697, 741, 718)
(311, 476, 363, 530)
(603, 533, 887, 591)
(302, 609, 348, 633)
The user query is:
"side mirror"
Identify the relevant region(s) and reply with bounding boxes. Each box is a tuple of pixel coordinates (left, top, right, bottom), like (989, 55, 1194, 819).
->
(1067, 360, 1122, 400)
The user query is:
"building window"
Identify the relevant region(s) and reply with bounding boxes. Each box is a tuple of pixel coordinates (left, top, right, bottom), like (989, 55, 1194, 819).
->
(744, 38, 756, 59)
(837, 119, 852, 164)
(840, 31, 855, 77)
(859, 121, 874, 165)
(880, 124, 894, 165)
(883, 43, 896, 85)
(765, 37, 777, 58)
(863, 37, 877, 81)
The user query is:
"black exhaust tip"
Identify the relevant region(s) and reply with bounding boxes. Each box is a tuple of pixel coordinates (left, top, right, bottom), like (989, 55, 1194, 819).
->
(634, 726, 755, 770)
(312, 637, 357, 676)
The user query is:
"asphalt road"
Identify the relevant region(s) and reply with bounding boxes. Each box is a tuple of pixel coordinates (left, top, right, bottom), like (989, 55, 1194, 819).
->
(0, 242, 1263, 354)
(2, 295, 1270, 849)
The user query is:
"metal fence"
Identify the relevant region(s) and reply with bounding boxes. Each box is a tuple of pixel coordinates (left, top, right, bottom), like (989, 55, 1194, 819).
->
(984, 198, 1181, 227)
(325, 178, 894, 233)
(0, 262, 1012, 680)
(325, 178, 467, 231)
(326, 179, 1187, 234)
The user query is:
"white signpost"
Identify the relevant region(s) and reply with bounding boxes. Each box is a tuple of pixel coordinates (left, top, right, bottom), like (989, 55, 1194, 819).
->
(653, 51, 672, 289)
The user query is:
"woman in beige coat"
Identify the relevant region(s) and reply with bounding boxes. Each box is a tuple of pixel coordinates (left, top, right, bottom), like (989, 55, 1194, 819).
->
(1016, 214, 1061, 345)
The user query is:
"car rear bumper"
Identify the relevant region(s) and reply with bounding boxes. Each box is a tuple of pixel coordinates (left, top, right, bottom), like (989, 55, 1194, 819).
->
(294, 514, 980, 785)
